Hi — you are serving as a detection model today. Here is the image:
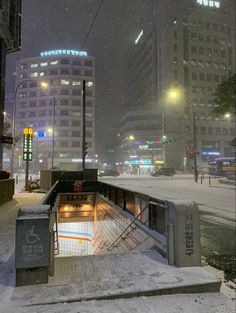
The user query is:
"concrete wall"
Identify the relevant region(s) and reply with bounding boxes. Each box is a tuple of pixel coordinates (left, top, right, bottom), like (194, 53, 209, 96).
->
(0, 179, 14, 205)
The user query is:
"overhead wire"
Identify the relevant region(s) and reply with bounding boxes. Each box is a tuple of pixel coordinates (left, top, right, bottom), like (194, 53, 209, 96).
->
(80, 0, 104, 51)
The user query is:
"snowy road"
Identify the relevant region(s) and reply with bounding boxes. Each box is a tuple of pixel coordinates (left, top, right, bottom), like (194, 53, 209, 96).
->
(99, 174, 235, 224)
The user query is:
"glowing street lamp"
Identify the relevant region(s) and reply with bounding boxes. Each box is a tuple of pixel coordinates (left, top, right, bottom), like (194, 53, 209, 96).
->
(162, 87, 181, 167)
(224, 113, 231, 119)
(10, 80, 48, 177)
(128, 135, 135, 140)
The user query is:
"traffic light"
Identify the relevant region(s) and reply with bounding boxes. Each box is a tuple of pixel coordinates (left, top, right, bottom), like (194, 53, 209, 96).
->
(83, 141, 88, 157)
(187, 148, 194, 159)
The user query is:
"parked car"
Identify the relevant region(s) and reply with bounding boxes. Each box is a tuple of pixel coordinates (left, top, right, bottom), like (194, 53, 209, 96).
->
(0, 170, 10, 180)
(99, 170, 120, 177)
(151, 167, 176, 177)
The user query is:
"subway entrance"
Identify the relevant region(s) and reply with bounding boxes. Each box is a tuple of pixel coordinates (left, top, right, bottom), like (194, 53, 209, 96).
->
(56, 193, 95, 257)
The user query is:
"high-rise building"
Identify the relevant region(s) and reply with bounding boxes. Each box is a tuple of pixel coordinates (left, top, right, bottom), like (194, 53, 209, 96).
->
(120, 0, 235, 171)
(15, 49, 95, 172)
(0, 0, 21, 170)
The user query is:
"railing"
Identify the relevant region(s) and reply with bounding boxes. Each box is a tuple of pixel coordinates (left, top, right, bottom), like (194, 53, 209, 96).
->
(39, 179, 201, 267)
(106, 204, 149, 252)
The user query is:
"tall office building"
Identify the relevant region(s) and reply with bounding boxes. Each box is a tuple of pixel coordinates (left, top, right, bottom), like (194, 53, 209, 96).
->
(15, 49, 95, 172)
(120, 0, 235, 171)
(0, 0, 21, 170)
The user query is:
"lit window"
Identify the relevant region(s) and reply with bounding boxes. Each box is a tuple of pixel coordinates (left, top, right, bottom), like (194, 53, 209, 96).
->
(40, 62, 48, 67)
(72, 81, 81, 86)
(30, 63, 38, 68)
(39, 72, 45, 77)
(87, 81, 93, 87)
(61, 79, 70, 85)
(50, 60, 58, 65)
(31, 72, 38, 77)
(20, 73, 28, 78)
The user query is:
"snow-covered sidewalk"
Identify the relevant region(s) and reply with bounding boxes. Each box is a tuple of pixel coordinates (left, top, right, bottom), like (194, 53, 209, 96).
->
(0, 189, 235, 313)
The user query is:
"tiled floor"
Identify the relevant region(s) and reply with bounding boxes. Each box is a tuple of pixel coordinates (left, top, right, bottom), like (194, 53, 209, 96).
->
(57, 221, 93, 257)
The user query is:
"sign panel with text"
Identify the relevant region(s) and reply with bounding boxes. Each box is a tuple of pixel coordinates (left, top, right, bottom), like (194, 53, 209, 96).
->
(23, 128, 33, 161)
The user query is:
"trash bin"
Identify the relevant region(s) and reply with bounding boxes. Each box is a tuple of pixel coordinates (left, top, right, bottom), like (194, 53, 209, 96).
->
(15, 205, 50, 286)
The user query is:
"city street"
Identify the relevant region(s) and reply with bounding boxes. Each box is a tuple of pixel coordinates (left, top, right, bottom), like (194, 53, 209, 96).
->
(99, 174, 236, 280)
(99, 174, 235, 224)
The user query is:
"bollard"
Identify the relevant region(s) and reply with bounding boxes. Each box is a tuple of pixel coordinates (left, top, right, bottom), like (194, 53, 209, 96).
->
(15, 175, 19, 184)
(209, 175, 211, 186)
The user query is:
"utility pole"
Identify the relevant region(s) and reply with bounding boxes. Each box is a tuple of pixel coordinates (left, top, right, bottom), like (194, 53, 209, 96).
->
(82, 80, 86, 171)
(162, 110, 166, 167)
(51, 97, 56, 169)
(193, 112, 198, 183)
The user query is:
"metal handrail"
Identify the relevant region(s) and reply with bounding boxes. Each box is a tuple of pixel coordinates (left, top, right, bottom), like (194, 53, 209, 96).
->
(106, 203, 150, 251)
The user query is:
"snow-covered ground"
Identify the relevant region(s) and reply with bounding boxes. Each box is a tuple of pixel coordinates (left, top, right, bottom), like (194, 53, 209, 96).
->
(99, 174, 235, 224)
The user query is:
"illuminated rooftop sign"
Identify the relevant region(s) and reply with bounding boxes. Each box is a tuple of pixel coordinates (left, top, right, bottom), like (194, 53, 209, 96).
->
(40, 49, 87, 57)
(135, 30, 143, 45)
(196, 0, 220, 8)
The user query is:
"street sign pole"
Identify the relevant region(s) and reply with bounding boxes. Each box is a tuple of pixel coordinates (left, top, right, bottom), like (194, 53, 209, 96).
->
(22, 128, 33, 190)
(193, 112, 198, 183)
(25, 160, 29, 189)
(82, 80, 86, 171)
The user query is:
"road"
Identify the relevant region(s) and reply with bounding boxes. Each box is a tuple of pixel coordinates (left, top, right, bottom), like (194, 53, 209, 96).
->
(99, 174, 235, 225)
(99, 174, 236, 281)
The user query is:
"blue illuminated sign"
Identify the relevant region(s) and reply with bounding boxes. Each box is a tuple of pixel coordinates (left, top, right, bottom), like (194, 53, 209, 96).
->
(40, 49, 87, 57)
(38, 131, 45, 138)
(202, 151, 220, 156)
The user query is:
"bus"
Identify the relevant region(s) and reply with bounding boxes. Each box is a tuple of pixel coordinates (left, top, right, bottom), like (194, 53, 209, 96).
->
(208, 157, 236, 176)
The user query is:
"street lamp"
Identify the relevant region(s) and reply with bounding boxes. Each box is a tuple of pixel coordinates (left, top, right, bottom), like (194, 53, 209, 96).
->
(193, 111, 198, 183)
(51, 96, 56, 169)
(224, 112, 231, 119)
(10, 80, 48, 178)
(163, 87, 181, 167)
(41, 81, 56, 169)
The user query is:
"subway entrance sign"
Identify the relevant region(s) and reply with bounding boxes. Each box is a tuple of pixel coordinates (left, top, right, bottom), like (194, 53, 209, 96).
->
(23, 128, 33, 161)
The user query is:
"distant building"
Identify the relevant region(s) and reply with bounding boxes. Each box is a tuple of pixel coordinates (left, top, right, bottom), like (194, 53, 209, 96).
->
(15, 50, 95, 172)
(120, 0, 235, 171)
(0, 0, 21, 170)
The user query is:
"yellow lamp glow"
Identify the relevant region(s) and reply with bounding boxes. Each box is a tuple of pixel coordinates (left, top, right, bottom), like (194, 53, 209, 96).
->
(40, 81, 48, 88)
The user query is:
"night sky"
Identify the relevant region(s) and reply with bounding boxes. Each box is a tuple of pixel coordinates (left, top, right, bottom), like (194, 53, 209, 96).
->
(6, 0, 155, 157)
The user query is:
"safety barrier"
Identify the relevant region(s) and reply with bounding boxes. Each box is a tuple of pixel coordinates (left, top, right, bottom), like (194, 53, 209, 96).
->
(15, 179, 201, 285)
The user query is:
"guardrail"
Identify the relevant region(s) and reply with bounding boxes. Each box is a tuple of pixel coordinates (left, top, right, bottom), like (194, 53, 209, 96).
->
(40, 180, 201, 267)
(13, 180, 201, 284)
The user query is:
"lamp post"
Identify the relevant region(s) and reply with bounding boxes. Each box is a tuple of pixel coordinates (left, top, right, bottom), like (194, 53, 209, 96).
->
(193, 111, 198, 183)
(51, 96, 56, 169)
(162, 88, 180, 168)
(11, 79, 36, 178)
(10, 79, 48, 178)
(82, 80, 86, 171)
(162, 111, 166, 167)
